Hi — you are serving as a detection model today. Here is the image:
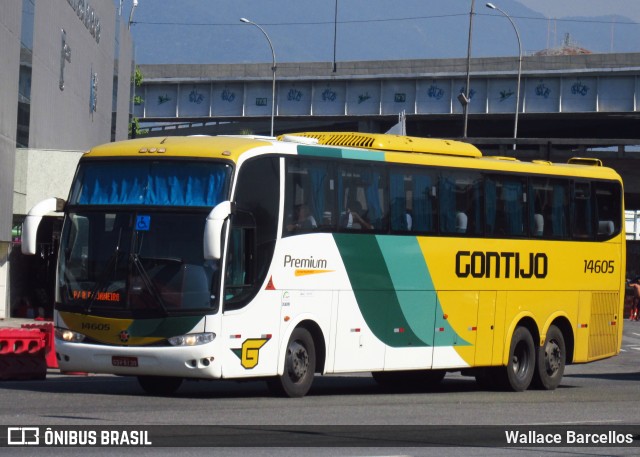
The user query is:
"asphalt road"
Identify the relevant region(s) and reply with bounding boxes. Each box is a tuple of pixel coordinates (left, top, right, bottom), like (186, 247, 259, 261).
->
(1, 320, 640, 456)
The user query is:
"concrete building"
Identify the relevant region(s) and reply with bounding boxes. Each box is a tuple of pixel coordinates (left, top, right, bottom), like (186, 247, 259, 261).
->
(0, 0, 134, 319)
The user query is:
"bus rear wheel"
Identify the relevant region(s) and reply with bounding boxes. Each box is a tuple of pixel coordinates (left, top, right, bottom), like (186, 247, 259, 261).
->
(533, 325, 566, 390)
(502, 326, 535, 391)
(137, 375, 183, 396)
(267, 328, 316, 398)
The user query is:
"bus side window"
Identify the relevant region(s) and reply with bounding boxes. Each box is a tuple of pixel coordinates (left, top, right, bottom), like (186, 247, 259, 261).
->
(284, 158, 336, 235)
(572, 181, 592, 239)
(530, 178, 569, 239)
(339, 164, 387, 232)
(439, 175, 456, 233)
(550, 180, 570, 238)
(486, 176, 525, 237)
(413, 174, 436, 233)
(224, 226, 255, 301)
(594, 181, 622, 240)
(441, 172, 482, 236)
(529, 183, 546, 237)
(390, 171, 410, 231)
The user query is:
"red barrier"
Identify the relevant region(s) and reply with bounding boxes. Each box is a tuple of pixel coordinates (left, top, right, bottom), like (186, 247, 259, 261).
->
(21, 322, 58, 369)
(0, 328, 47, 380)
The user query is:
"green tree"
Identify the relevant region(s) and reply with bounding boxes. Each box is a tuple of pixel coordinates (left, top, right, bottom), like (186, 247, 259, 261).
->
(129, 66, 147, 137)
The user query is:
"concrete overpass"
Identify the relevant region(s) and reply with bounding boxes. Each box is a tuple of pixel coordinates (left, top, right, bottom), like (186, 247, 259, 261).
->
(136, 52, 640, 206)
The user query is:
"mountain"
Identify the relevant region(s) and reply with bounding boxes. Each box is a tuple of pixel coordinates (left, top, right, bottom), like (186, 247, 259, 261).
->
(124, 0, 640, 64)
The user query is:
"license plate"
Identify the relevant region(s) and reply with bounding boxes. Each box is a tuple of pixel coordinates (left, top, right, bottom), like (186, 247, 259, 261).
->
(112, 356, 138, 367)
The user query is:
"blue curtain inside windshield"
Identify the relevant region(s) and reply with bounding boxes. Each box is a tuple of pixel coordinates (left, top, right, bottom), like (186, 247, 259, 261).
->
(72, 161, 229, 207)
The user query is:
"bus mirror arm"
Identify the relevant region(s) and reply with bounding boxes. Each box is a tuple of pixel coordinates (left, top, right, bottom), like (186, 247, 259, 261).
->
(204, 201, 235, 260)
(22, 197, 66, 255)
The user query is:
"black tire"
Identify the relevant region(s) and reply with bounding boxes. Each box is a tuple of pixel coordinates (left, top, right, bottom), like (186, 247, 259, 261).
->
(533, 325, 566, 390)
(267, 328, 316, 398)
(137, 375, 183, 396)
(502, 326, 536, 392)
(373, 370, 446, 391)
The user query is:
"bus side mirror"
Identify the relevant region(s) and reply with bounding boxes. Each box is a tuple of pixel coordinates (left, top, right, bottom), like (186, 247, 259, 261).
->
(22, 197, 66, 255)
(204, 201, 234, 260)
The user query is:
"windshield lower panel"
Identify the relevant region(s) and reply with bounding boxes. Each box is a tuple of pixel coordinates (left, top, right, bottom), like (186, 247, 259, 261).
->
(57, 211, 219, 317)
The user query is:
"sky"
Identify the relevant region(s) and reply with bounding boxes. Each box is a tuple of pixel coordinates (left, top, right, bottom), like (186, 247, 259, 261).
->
(116, 0, 640, 64)
(523, 0, 640, 23)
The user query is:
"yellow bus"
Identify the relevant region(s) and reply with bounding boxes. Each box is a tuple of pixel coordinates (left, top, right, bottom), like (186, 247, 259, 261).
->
(22, 132, 625, 397)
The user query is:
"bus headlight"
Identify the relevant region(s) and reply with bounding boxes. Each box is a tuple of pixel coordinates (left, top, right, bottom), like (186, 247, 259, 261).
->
(168, 332, 216, 347)
(55, 327, 86, 343)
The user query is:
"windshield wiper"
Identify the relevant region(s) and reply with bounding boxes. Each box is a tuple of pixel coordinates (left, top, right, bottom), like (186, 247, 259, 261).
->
(130, 253, 169, 316)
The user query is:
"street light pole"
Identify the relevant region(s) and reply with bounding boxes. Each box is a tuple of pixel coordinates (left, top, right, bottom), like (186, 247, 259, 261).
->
(332, 0, 338, 72)
(486, 3, 522, 151)
(240, 17, 276, 137)
(462, 0, 475, 139)
(128, 0, 138, 30)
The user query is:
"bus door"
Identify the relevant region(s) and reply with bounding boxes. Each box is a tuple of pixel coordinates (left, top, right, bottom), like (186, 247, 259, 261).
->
(218, 156, 282, 379)
(217, 224, 278, 378)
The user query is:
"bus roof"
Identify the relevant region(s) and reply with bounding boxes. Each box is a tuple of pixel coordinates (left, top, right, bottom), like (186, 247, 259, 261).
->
(280, 131, 483, 158)
(83, 133, 621, 182)
(281, 132, 621, 182)
(83, 135, 270, 161)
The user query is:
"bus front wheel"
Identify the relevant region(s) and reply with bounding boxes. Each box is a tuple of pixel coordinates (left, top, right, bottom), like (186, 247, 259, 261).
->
(533, 325, 566, 390)
(137, 375, 183, 396)
(267, 328, 316, 398)
(503, 326, 535, 391)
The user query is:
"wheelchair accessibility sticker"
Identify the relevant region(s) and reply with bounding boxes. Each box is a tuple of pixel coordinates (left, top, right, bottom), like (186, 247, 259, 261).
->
(136, 215, 151, 231)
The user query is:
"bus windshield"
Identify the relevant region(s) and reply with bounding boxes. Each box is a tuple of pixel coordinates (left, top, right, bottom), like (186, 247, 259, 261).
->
(57, 159, 231, 315)
(58, 211, 220, 315)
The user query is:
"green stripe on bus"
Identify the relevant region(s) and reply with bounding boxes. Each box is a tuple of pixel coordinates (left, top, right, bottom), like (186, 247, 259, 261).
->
(298, 145, 343, 159)
(333, 233, 428, 348)
(298, 145, 386, 162)
(342, 150, 385, 161)
(376, 236, 468, 347)
(376, 236, 437, 345)
(334, 234, 469, 348)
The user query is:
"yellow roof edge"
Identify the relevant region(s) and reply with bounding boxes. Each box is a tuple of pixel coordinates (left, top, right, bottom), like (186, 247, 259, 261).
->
(82, 135, 269, 162)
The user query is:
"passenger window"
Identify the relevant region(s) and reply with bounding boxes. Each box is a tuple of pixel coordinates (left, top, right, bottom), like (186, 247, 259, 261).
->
(284, 158, 336, 235)
(339, 164, 387, 231)
(390, 168, 437, 233)
(529, 178, 569, 239)
(594, 181, 621, 239)
(485, 176, 526, 237)
(572, 182, 592, 239)
(440, 172, 482, 235)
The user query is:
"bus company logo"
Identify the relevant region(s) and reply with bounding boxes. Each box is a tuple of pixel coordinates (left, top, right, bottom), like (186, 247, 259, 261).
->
(119, 330, 130, 343)
(231, 338, 270, 369)
(8, 427, 40, 446)
(455, 250, 548, 279)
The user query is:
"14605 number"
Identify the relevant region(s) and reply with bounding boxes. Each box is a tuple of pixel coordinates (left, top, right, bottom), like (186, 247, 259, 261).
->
(584, 259, 614, 274)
